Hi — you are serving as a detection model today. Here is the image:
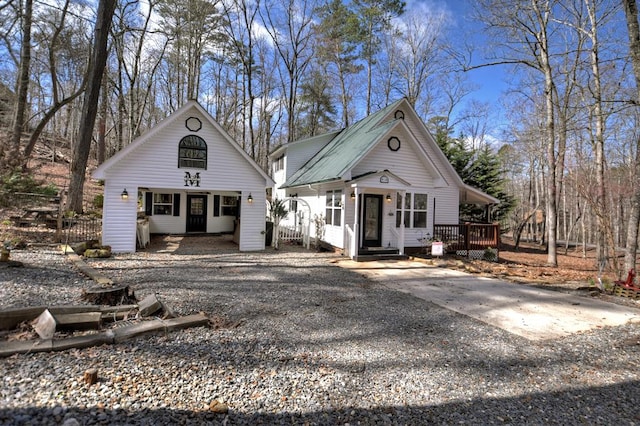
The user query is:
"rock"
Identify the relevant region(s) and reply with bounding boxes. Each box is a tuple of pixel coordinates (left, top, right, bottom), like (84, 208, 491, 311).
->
(62, 418, 80, 426)
(84, 247, 112, 258)
(209, 399, 228, 414)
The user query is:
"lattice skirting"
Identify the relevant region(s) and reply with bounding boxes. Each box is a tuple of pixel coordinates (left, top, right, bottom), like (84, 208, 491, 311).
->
(613, 285, 640, 299)
(455, 248, 498, 261)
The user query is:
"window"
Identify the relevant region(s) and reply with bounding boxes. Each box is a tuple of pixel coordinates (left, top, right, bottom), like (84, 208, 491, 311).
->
(178, 135, 207, 169)
(396, 193, 428, 228)
(413, 193, 428, 228)
(222, 196, 238, 216)
(325, 190, 342, 226)
(274, 155, 284, 172)
(153, 193, 173, 215)
(395, 193, 410, 228)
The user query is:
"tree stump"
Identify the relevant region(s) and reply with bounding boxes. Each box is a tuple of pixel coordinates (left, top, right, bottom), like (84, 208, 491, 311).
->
(82, 285, 136, 306)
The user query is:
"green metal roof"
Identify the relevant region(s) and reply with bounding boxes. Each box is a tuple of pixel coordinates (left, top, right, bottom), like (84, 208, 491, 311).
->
(281, 100, 403, 188)
(270, 131, 340, 158)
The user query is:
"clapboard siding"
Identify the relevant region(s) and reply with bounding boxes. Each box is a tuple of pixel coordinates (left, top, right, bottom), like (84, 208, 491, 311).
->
(401, 113, 460, 186)
(238, 190, 267, 251)
(284, 138, 333, 182)
(353, 129, 435, 188)
(108, 111, 265, 190)
(102, 180, 138, 252)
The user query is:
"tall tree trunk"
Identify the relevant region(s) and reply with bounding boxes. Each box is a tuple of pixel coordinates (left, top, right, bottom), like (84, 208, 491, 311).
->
(534, 0, 558, 266)
(3, 0, 32, 171)
(96, 73, 108, 165)
(67, 0, 116, 213)
(623, 0, 640, 273)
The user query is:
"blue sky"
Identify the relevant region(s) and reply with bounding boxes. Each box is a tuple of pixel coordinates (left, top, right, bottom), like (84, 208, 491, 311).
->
(436, 0, 510, 104)
(408, 0, 512, 138)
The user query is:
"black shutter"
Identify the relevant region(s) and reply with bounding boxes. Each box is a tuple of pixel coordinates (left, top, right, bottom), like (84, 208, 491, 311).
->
(145, 192, 153, 216)
(213, 195, 220, 217)
(173, 193, 181, 216)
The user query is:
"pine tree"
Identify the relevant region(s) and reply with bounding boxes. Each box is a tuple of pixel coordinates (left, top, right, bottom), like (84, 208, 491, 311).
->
(465, 144, 515, 223)
(429, 116, 514, 223)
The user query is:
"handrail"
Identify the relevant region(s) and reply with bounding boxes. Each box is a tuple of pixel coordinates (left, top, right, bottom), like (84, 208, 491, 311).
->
(433, 223, 500, 258)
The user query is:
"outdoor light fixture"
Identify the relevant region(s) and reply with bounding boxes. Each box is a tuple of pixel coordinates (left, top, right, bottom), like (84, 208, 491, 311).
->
(121, 188, 129, 200)
(386, 193, 392, 202)
(350, 192, 355, 199)
(247, 193, 253, 204)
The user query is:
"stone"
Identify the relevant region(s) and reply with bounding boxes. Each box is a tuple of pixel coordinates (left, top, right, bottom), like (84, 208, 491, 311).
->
(209, 400, 229, 414)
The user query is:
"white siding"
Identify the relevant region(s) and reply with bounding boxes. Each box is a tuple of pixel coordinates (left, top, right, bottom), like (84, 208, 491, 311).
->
(238, 190, 267, 251)
(102, 181, 138, 253)
(285, 139, 331, 182)
(107, 109, 265, 191)
(401, 113, 461, 186)
(352, 128, 435, 187)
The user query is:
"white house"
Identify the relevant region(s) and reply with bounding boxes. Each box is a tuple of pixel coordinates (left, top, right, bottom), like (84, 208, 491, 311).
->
(270, 98, 499, 259)
(93, 100, 274, 253)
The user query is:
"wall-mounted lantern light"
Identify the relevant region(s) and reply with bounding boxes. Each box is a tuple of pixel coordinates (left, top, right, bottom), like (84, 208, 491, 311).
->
(121, 188, 129, 200)
(350, 192, 355, 200)
(247, 193, 253, 204)
(386, 193, 392, 203)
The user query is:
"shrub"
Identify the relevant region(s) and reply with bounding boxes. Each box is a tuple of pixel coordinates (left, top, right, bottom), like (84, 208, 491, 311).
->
(483, 247, 497, 262)
(93, 194, 104, 209)
(0, 171, 58, 195)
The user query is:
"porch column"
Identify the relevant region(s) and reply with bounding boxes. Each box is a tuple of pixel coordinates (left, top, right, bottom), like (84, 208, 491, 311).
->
(399, 191, 406, 255)
(353, 188, 359, 256)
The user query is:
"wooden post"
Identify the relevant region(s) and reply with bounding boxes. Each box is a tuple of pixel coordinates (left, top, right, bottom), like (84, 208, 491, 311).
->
(83, 368, 98, 385)
(465, 222, 471, 259)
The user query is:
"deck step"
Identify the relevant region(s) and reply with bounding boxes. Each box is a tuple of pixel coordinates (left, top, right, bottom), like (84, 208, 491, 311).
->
(355, 247, 407, 262)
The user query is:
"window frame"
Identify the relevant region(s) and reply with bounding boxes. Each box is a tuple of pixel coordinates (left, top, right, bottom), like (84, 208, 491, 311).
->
(325, 190, 342, 226)
(153, 193, 173, 215)
(395, 192, 428, 228)
(413, 193, 428, 228)
(178, 135, 208, 170)
(273, 154, 285, 172)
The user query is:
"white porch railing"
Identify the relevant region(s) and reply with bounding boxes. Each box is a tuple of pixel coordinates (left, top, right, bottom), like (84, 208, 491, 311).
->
(389, 225, 405, 255)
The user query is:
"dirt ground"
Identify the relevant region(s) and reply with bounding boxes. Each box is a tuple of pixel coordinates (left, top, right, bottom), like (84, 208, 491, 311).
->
(450, 237, 617, 290)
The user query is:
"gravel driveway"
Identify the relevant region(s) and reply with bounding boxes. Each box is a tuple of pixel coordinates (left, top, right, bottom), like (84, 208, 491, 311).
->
(2, 235, 640, 425)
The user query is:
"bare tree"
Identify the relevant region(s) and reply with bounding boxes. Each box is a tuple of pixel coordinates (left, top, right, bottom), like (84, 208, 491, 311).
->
(2, 0, 32, 171)
(260, 0, 316, 142)
(475, 0, 563, 266)
(21, 0, 89, 167)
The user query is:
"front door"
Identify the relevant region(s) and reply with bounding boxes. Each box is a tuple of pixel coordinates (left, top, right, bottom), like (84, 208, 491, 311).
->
(362, 194, 382, 247)
(186, 194, 207, 233)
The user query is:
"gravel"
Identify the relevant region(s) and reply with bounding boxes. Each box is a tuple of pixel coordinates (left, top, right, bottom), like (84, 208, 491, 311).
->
(1, 237, 640, 425)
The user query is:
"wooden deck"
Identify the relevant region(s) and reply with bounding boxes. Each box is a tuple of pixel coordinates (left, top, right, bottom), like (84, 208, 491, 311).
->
(433, 223, 501, 260)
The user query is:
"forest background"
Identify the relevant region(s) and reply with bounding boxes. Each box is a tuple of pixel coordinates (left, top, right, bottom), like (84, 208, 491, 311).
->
(0, 0, 639, 276)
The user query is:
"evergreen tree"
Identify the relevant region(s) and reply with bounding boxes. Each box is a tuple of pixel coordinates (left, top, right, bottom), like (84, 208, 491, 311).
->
(429, 116, 515, 223)
(465, 144, 515, 223)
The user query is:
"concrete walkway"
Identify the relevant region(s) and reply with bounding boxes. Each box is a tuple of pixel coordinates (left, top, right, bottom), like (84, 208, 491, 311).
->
(337, 259, 640, 340)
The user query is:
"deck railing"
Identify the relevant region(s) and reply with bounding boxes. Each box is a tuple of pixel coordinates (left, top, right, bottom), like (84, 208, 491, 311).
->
(433, 223, 500, 260)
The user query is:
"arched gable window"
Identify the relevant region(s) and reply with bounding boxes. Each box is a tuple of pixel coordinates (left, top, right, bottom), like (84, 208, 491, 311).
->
(178, 135, 207, 169)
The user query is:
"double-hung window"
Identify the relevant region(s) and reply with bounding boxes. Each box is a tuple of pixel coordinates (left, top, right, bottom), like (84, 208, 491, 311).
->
(413, 193, 428, 228)
(325, 190, 342, 226)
